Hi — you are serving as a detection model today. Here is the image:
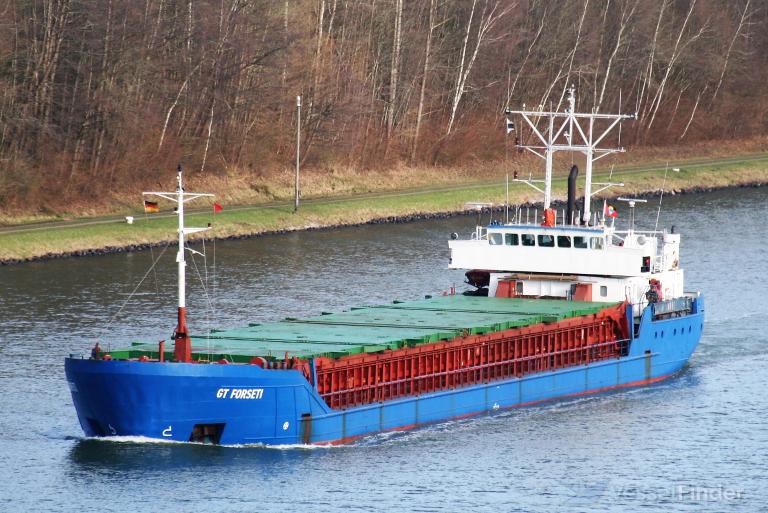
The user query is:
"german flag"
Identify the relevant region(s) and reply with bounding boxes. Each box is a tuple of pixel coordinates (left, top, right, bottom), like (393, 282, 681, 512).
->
(144, 200, 160, 213)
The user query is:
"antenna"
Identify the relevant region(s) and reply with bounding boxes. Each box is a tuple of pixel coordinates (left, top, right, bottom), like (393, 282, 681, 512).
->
(654, 165, 680, 232)
(617, 197, 648, 234)
(465, 202, 493, 228)
(505, 86, 634, 217)
(505, 173, 509, 224)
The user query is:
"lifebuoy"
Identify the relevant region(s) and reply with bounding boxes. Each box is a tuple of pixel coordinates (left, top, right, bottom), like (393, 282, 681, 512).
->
(250, 356, 268, 367)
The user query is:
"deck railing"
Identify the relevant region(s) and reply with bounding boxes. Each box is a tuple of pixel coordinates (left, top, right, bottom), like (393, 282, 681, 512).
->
(652, 297, 692, 318)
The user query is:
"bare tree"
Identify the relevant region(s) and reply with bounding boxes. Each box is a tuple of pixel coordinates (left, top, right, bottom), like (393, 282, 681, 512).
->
(595, 0, 639, 111)
(2, 0, 768, 212)
(711, 0, 754, 101)
(636, 0, 669, 121)
(645, 0, 706, 132)
(680, 85, 707, 139)
(505, 3, 548, 108)
(411, 0, 437, 161)
(446, 0, 512, 135)
(386, 0, 403, 140)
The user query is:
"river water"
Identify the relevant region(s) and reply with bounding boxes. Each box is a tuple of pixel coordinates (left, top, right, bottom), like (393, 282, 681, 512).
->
(0, 187, 766, 512)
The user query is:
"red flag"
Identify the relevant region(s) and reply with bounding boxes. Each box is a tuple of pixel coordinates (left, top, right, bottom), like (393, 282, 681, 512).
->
(213, 202, 223, 213)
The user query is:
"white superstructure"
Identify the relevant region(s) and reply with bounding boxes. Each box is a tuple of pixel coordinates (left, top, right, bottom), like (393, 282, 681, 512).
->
(449, 89, 687, 314)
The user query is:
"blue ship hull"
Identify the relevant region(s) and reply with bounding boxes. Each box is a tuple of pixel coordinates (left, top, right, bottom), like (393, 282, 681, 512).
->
(65, 297, 703, 445)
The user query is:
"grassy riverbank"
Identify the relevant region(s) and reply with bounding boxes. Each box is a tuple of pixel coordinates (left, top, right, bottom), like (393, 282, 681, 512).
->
(1, 153, 767, 263)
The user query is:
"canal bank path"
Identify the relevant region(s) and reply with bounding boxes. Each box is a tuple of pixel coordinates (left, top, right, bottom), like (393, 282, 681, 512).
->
(1, 152, 767, 264)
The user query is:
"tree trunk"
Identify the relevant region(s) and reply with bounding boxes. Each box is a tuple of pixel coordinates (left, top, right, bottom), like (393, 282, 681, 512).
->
(680, 86, 706, 139)
(411, 0, 436, 161)
(446, 0, 478, 136)
(595, 0, 638, 111)
(386, 0, 403, 140)
(645, 0, 703, 132)
(447, 0, 510, 136)
(711, 0, 753, 102)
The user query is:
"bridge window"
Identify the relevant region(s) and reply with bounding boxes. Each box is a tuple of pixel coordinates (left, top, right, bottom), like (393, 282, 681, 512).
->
(590, 237, 604, 250)
(521, 234, 535, 246)
(573, 236, 588, 248)
(537, 235, 555, 247)
(489, 233, 503, 245)
(557, 236, 571, 248)
(505, 233, 519, 246)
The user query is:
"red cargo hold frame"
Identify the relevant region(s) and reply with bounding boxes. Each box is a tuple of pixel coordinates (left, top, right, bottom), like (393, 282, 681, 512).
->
(303, 303, 629, 410)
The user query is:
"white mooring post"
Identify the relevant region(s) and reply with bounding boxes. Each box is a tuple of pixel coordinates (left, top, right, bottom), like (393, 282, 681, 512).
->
(295, 95, 301, 213)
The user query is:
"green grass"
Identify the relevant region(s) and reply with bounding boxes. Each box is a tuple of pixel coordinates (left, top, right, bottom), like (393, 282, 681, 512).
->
(1, 157, 766, 262)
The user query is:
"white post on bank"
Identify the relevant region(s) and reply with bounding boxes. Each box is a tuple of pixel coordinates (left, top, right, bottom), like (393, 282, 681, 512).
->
(295, 95, 301, 213)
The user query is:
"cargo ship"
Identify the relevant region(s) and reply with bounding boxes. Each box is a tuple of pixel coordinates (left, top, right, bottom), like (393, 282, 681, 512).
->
(65, 89, 703, 445)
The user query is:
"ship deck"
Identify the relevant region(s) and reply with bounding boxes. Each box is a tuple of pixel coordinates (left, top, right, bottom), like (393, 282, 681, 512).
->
(115, 296, 619, 363)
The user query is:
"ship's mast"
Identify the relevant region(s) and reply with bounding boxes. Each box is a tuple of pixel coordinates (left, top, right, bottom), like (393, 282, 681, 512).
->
(144, 166, 213, 362)
(506, 86, 635, 223)
(176, 170, 186, 312)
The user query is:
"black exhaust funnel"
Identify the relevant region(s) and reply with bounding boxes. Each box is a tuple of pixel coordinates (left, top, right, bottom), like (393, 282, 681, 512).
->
(566, 165, 579, 225)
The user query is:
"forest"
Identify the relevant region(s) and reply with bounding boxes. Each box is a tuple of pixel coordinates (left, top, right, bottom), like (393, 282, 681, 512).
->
(0, 0, 765, 211)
